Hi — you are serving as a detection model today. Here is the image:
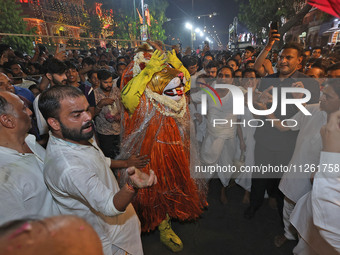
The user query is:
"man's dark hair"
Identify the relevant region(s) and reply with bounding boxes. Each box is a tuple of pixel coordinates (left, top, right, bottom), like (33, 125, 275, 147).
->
(235, 69, 242, 75)
(116, 56, 126, 63)
(38, 85, 84, 122)
(217, 66, 235, 78)
(312, 46, 322, 51)
(326, 62, 340, 73)
(27, 62, 42, 73)
(64, 61, 78, 72)
(182, 56, 198, 69)
(97, 69, 112, 81)
(245, 46, 255, 53)
(0, 44, 11, 59)
(245, 60, 255, 67)
(0, 95, 11, 115)
(203, 53, 214, 62)
(116, 62, 127, 71)
(281, 42, 303, 57)
(3, 61, 21, 70)
(82, 57, 96, 66)
(28, 84, 39, 92)
(87, 70, 98, 80)
(99, 53, 108, 60)
(227, 58, 238, 66)
(14, 51, 24, 59)
(206, 60, 219, 70)
(306, 57, 320, 66)
(233, 52, 242, 58)
(310, 62, 326, 75)
(242, 68, 258, 78)
(99, 60, 108, 66)
(44, 58, 67, 75)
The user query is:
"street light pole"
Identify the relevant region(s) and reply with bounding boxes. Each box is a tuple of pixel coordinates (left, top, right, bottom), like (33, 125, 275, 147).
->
(140, 0, 148, 41)
(191, 0, 194, 49)
(141, 0, 145, 25)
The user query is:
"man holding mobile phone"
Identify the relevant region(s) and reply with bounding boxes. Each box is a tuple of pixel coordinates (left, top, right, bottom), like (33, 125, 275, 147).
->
(245, 34, 320, 225)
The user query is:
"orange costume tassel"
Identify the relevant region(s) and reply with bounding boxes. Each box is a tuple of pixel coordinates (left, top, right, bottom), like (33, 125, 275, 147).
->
(121, 94, 205, 232)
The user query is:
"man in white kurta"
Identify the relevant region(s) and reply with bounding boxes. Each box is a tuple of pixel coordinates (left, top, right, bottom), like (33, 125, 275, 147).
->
(279, 83, 340, 247)
(290, 110, 340, 255)
(192, 78, 237, 187)
(0, 134, 59, 226)
(44, 134, 142, 255)
(39, 85, 156, 255)
(0, 92, 58, 226)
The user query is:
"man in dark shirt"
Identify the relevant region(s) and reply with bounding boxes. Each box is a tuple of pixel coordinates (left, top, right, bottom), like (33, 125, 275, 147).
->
(65, 61, 95, 117)
(244, 42, 320, 220)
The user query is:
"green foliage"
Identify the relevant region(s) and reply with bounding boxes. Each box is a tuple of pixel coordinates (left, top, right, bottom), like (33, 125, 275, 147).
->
(88, 14, 103, 38)
(107, 0, 168, 46)
(0, 0, 35, 53)
(147, 0, 168, 42)
(237, 0, 300, 36)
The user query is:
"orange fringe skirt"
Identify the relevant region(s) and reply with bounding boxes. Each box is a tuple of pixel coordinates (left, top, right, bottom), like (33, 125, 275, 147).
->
(121, 95, 206, 232)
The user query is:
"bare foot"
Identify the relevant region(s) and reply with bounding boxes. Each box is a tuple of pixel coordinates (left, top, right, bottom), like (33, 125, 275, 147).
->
(274, 234, 287, 247)
(220, 187, 228, 204)
(242, 190, 250, 204)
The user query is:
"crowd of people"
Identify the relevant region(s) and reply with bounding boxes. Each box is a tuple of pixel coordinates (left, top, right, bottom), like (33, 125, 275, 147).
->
(0, 25, 340, 255)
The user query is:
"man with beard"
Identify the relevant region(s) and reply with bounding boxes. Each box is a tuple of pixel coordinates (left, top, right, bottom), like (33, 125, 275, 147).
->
(38, 85, 156, 255)
(33, 58, 67, 141)
(94, 69, 121, 159)
(3, 61, 35, 88)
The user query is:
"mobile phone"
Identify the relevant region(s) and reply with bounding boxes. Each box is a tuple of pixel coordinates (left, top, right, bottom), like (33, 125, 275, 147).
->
(32, 41, 36, 48)
(204, 40, 209, 47)
(270, 22, 280, 39)
(270, 21, 279, 31)
(58, 43, 66, 53)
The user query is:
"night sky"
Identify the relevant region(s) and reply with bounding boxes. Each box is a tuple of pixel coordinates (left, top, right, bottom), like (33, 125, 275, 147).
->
(165, 0, 243, 48)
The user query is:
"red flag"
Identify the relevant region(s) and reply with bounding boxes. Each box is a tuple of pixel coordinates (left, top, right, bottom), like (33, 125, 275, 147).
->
(145, 8, 151, 26)
(308, 0, 340, 18)
(136, 8, 143, 24)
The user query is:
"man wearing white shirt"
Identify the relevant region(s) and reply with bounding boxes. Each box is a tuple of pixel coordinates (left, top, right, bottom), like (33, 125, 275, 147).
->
(289, 111, 340, 255)
(312, 110, 340, 253)
(262, 80, 340, 247)
(38, 85, 157, 255)
(0, 91, 58, 225)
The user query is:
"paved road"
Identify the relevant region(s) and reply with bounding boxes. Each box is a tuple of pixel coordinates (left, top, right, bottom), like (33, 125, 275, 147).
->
(142, 179, 297, 255)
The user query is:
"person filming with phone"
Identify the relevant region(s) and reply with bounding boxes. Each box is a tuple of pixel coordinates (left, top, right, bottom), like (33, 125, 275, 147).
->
(244, 21, 320, 226)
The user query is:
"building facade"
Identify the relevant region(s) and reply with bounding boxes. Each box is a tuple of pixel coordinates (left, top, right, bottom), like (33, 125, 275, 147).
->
(17, 0, 87, 44)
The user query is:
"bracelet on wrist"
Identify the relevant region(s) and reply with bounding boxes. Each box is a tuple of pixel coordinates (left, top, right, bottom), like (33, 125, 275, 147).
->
(126, 179, 138, 192)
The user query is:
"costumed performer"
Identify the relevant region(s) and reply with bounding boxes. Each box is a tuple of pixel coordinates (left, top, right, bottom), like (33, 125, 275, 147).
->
(118, 42, 207, 252)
